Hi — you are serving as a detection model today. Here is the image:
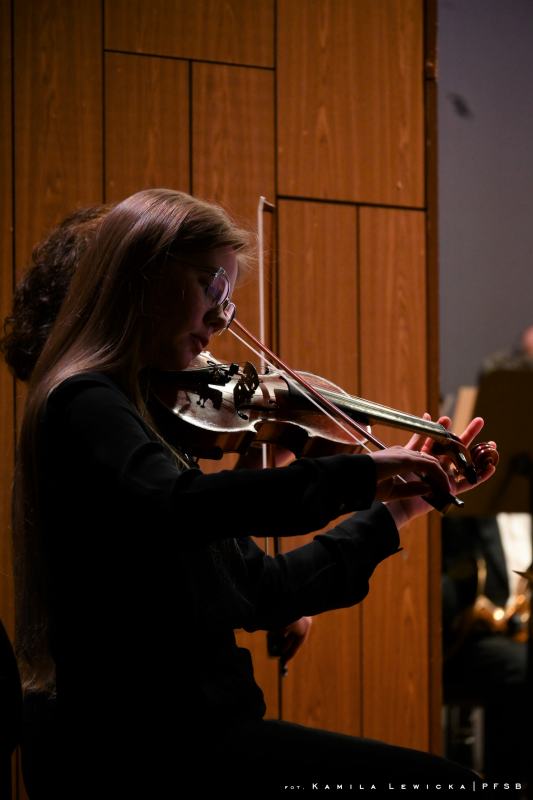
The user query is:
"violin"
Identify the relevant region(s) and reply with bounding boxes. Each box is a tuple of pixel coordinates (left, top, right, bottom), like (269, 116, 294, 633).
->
(147, 349, 499, 514)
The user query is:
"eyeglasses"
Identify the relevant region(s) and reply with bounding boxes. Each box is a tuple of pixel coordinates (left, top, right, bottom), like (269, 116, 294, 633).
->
(177, 258, 236, 332)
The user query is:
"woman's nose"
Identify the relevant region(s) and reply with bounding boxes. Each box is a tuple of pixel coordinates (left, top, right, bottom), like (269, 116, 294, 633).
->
(205, 305, 227, 333)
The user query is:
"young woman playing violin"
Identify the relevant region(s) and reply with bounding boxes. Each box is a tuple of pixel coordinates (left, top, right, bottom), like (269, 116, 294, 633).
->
(11, 189, 495, 796)
(3, 201, 313, 797)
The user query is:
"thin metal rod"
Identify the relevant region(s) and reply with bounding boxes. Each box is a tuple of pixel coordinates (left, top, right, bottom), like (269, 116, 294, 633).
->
(257, 197, 276, 549)
(232, 317, 387, 451)
(256, 196, 276, 359)
(257, 197, 267, 370)
(257, 197, 268, 477)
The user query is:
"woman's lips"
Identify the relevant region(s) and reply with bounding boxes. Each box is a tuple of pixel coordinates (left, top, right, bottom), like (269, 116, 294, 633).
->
(192, 334, 209, 352)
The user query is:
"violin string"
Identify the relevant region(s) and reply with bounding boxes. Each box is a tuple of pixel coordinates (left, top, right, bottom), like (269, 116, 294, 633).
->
(227, 327, 374, 456)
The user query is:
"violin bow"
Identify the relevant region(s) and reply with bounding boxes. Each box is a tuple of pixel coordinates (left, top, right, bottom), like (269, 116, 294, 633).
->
(229, 316, 463, 514)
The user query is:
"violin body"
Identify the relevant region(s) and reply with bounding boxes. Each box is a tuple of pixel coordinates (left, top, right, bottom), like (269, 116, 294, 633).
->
(149, 355, 368, 461)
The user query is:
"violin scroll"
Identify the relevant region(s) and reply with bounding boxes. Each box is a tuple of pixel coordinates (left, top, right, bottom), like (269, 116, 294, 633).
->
(470, 442, 500, 473)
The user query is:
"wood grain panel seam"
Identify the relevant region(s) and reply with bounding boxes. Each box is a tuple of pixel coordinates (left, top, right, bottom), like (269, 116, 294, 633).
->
(15, 746, 20, 798)
(7, 15, 17, 795)
(102, 0, 106, 202)
(10, 0, 16, 448)
(356, 204, 363, 736)
(424, 0, 438, 81)
(278, 195, 427, 213)
(188, 61, 193, 195)
(273, 0, 279, 355)
(424, 90, 441, 757)
(360, 595, 365, 736)
(355, 205, 362, 406)
(104, 49, 275, 71)
(424, 0, 440, 754)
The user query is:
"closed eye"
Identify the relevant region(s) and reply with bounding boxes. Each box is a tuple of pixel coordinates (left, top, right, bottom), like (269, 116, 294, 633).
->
(199, 277, 212, 292)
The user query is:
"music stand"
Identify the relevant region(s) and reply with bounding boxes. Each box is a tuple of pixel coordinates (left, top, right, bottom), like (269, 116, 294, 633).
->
(450, 370, 533, 795)
(450, 371, 533, 517)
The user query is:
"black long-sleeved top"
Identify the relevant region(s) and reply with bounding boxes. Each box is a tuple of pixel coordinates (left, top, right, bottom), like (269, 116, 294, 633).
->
(37, 373, 400, 747)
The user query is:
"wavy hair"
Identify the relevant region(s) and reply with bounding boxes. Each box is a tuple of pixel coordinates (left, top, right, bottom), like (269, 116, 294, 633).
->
(1, 205, 114, 382)
(14, 189, 252, 691)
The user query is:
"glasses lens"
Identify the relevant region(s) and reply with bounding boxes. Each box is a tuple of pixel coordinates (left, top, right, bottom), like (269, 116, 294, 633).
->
(206, 272, 229, 307)
(215, 303, 236, 335)
(224, 302, 236, 326)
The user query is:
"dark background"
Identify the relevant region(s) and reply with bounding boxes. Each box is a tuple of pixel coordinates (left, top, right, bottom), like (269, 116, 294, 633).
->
(439, 0, 533, 399)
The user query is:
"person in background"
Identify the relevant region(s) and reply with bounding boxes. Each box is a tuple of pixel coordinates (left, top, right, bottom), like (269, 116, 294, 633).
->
(442, 329, 532, 784)
(2, 206, 115, 382)
(478, 324, 533, 378)
(442, 514, 529, 783)
(1, 205, 114, 796)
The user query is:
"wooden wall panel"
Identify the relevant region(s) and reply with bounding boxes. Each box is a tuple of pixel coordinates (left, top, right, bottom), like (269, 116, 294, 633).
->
(105, 53, 190, 202)
(277, 0, 425, 208)
(278, 200, 358, 396)
(105, 0, 275, 68)
(359, 206, 429, 749)
(277, 200, 362, 734)
(361, 519, 429, 748)
(192, 63, 275, 366)
(359, 207, 427, 426)
(282, 607, 362, 736)
(14, 0, 103, 277)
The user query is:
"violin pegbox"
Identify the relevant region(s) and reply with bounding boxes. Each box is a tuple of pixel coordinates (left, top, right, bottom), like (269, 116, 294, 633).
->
(430, 438, 478, 485)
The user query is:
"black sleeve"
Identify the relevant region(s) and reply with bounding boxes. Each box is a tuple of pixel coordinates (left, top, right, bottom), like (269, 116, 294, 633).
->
(235, 503, 400, 631)
(44, 375, 378, 549)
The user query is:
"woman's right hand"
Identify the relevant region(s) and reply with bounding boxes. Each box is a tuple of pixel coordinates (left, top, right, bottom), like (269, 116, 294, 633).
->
(370, 446, 451, 504)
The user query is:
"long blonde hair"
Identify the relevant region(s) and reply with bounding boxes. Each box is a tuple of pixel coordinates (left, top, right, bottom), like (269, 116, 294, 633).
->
(14, 189, 252, 691)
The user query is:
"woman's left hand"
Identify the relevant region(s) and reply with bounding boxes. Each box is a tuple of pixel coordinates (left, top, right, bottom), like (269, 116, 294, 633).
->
(385, 414, 497, 528)
(277, 616, 313, 666)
